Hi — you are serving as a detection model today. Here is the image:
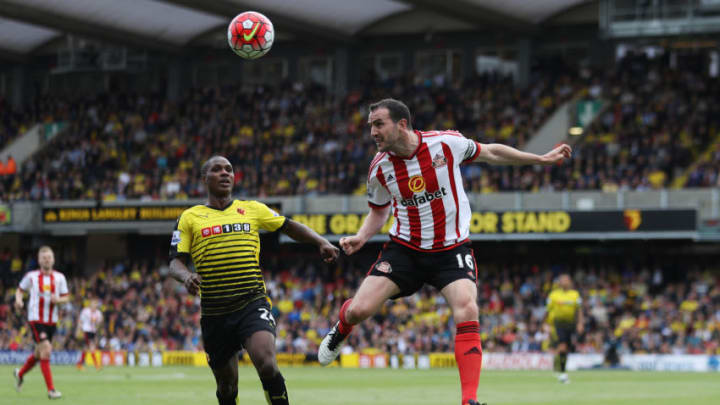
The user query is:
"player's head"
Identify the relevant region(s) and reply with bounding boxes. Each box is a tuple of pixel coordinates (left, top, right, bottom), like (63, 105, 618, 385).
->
(37, 245, 55, 271)
(368, 98, 412, 153)
(558, 274, 572, 290)
(90, 297, 99, 309)
(201, 155, 233, 197)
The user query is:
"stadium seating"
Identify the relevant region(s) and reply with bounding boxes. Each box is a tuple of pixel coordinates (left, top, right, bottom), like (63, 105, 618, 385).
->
(1, 251, 718, 355)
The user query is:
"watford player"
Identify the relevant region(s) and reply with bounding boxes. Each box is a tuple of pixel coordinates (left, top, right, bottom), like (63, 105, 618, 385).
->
(545, 274, 584, 384)
(169, 155, 338, 405)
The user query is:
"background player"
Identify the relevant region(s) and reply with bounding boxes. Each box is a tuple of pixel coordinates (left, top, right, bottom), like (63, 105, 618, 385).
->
(13, 245, 69, 400)
(76, 297, 103, 370)
(318, 98, 572, 405)
(545, 274, 583, 384)
(169, 155, 339, 405)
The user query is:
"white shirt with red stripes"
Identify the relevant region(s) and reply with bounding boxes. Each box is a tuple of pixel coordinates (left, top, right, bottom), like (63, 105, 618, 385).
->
(79, 307, 103, 333)
(367, 130, 481, 251)
(18, 270, 69, 324)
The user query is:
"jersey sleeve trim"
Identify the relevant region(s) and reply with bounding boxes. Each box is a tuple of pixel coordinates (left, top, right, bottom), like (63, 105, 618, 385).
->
(463, 141, 482, 164)
(368, 201, 391, 209)
(169, 252, 191, 262)
(273, 217, 289, 233)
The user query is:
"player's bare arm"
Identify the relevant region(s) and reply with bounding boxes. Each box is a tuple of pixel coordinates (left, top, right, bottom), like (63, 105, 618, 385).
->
(279, 219, 339, 263)
(169, 255, 201, 296)
(340, 204, 391, 255)
(475, 143, 572, 165)
(50, 294, 70, 304)
(576, 302, 585, 334)
(14, 287, 24, 310)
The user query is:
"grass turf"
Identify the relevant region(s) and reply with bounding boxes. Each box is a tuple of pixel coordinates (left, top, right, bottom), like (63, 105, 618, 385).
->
(2, 365, 719, 404)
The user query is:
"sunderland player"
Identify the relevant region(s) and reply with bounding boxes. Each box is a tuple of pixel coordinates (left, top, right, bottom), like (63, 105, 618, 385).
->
(13, 246, 69, 399)
(76, 298, 103, 370)
(318, 99, 572, 405)
(544, 274, 583, 384)
(169, 155, 339, 405)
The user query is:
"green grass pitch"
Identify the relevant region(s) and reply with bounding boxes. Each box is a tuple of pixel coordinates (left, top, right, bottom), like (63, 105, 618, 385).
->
(2, 365, 718, 404)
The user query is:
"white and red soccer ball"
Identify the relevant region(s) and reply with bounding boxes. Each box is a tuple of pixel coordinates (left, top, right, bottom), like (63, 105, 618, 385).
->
(227, 11, 274, 60)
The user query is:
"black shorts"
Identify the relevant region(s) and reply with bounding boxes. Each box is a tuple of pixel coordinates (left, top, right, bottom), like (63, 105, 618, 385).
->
(83, 332, 97, 344)
(29, 322, 56, 343)
(368, 241, 478, 299)
(553, 322, 575, 347)
(201, 297, 276, 369)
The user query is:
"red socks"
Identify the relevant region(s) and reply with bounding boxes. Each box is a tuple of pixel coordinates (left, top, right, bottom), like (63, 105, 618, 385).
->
(455, 321, 482, 405)
(337, 299, 354, 335)
(40, 359, 55, 391)
(18, 354, 37, 377)
(77, 351, 86, 366)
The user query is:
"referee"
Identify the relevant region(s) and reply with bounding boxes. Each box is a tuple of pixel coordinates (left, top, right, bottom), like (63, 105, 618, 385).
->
(169, 156, 339, 405)
(544, 274, 584, 384)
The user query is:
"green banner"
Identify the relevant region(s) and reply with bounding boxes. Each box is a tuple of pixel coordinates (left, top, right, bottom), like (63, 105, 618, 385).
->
(576, 100, 602, 127)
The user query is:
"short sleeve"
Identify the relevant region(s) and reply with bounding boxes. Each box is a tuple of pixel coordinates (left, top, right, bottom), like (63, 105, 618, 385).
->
(443, 132, 481, 164)
(255, 201, 286, 232)
(367, 169, 391, 208)
(57, 274, 69, 296)
(169, 211, 193, 259)
(18, 273, 31, 291)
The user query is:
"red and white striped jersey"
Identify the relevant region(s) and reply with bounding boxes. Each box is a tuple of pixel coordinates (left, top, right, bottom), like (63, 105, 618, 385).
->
(367, 130, 481, 251)
(18, 270, 69, 324)
(79, 307, 103, 333)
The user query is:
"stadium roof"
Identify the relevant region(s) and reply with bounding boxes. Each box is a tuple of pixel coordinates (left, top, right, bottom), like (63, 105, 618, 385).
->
(0, 0, 595, 60)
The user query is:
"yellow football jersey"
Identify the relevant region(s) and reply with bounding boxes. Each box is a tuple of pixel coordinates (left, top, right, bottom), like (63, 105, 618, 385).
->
(169, 200, 285, 316)
(546, 289, 582, 324)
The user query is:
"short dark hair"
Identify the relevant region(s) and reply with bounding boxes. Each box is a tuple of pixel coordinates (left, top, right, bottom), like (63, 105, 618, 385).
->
(369, 98, 412, 128)
(201, 155, 230, 179)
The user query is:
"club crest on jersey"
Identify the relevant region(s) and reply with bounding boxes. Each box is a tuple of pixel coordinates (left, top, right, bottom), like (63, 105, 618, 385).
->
(408, 175, 425, 193)
(376, 261, 392, 273)
(432, 153, 447, 168)
(237, 208, 245, 215)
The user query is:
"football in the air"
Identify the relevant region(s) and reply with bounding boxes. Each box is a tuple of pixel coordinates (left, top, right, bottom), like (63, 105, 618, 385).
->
(227, 11, 274, 60)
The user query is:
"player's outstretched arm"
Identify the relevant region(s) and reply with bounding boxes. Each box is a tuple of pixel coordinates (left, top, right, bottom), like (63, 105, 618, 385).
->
(475, 143, 571, 166)
(169, 255, 201, 296)
(340, 205, 391, 255)
(14, 288, 24, 310)
(280, 219, 339, 263)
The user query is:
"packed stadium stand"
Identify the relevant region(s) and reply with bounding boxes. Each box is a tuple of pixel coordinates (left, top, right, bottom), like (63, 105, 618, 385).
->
(2, 243, 718, 356)
(0, 68, 579, 202)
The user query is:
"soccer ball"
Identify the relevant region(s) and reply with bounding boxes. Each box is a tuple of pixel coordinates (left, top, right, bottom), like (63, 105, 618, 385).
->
(227, 11, 274, 60)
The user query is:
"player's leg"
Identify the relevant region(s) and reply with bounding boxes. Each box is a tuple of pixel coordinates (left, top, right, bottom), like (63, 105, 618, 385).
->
(244, 330, 288, 405)
(17, 323, 41, 384)
(553, 324, 571, 383)
(210, 353, 239, 405)
(441, 279, 483, 405)
(77, 333, 87, 370)
(89, 338, 101, 370)
(430, 243, 483, 405)
(318, 275, 401, 366)
(319, 242, 414, 366)
(37, 332, 61, 398)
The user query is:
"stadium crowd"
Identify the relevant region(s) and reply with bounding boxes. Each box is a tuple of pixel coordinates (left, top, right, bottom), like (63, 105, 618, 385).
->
(0, 67, 578, 202)
(0, 54, 717, 202)
(1, 248, 718, 357)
